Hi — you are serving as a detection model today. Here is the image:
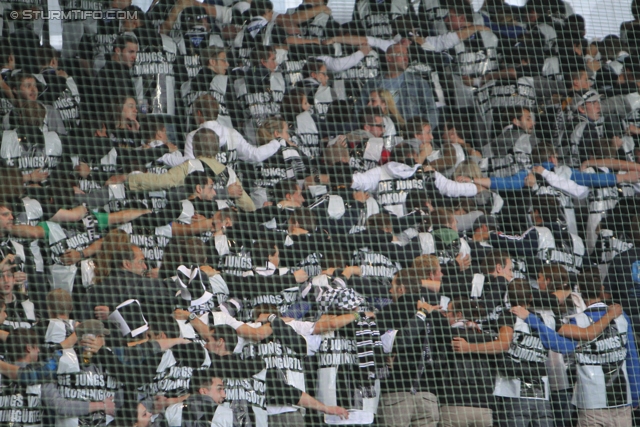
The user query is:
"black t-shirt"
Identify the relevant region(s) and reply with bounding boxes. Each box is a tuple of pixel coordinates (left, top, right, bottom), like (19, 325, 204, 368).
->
(140, 342, 209, 399)
(237, 318, 305, 407)
(268, 24, 288, 47)
(210, 352, 267, 424)
(279, 232, 327, 278)
(91, 60, 136, 113)
(78, 17, 121, 61)
(245, 20, 288, 48)
(220, 271, 299, 320)
(496, 311, 552, 385)
(295, 4, 339, 39)
(434, 326, 498, 408)
(1, 293, 36, 332)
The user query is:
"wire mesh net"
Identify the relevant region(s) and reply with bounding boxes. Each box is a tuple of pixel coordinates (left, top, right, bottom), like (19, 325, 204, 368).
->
(1, 0, 640, 426)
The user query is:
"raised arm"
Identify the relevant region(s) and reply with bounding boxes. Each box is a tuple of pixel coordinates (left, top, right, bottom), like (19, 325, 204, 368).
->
(59, 238, 103, 265)
(415, 26, 489, 52)
(160, 0, 194, 35)
(0, 359, 19, 379)
(415, 32, 461, 52)
(569, 169, 619, 187)
(285, 36, 322, 46)
(42, 382, 115, 417)
(313, 312, 373, 334)
(452, 325, 513, 354)
(489, 170, 530, 190)
(154, 337, 192, 351)
(318, 49, 366, 72)
(173, 309, 214, 341)
(352, 167, 382, 193)
(126, 162, 190, 192)
(236, 323, 273, 341)
(234, 130, 281, 163)
(49, 205, 89, 223)
(434, 171, 478, 197)
(0, 358, 61, 384)
(537, 167, 589, 199)
(107, 209, 152, 226)
(10, 225, 45, 239)
(171, 218, 214, 237)
(278, 5, 331, 26)
(581, 158, 640, 172)
(324, 35, 367, 46)
(558, 304, 623, 341)
(232, 184, 257, 212)
(510, 307, 577, 355)
(457, 175, 491, 188)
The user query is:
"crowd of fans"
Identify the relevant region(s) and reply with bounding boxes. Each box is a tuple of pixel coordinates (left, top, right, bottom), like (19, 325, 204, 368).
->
(2, 0, 640, 425)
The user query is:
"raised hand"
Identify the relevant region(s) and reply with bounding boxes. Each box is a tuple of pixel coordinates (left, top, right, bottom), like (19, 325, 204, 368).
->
(510, 305, 530, 320)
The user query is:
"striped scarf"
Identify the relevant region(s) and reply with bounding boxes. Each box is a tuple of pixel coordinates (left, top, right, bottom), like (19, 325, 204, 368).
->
(354, 314, 384, 398)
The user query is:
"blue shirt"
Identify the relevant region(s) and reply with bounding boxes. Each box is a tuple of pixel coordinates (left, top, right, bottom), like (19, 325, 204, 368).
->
(360, 72, 439, 129)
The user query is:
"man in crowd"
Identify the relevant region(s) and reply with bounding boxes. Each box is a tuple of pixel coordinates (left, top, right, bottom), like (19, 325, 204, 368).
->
(361, 42, 438, 129)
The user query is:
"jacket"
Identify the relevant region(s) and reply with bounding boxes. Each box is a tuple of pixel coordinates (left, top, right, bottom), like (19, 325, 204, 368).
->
(361, 72, 439, 129)
(127, 157, 256, 212)
(378, 295, 449, 395)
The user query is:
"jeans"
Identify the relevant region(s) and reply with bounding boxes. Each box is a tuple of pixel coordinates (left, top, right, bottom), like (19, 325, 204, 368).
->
(498, 397, 554, 427)
(551, 389, 576, 427)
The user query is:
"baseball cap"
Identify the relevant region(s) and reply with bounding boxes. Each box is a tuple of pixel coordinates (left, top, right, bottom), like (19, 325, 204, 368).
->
(572, 89, 601, 108)
(76, 320, 110, 337)
(473, 215, 500, 232)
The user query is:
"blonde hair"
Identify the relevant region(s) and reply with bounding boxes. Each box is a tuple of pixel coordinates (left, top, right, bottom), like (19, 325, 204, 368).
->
(412, 254, 440, 271)
(193, 128, 220, 158)
(453, 160, 482, 180)
(193, 94, 219, 122)
(323, 144, 349, 166)
(374, 88, 405, 125)
(256, 118, 285, 146)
